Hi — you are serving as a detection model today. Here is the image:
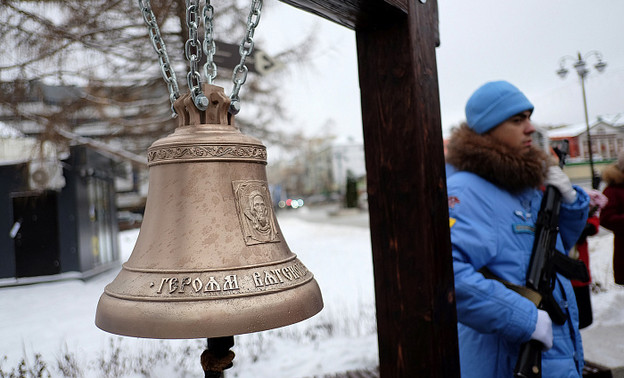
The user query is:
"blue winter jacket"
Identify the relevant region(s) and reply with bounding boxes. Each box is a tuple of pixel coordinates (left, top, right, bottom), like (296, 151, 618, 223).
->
(448, 169, 589, 378)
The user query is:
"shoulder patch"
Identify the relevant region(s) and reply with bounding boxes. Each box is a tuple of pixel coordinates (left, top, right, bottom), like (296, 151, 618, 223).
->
(448, 196, 460, 209)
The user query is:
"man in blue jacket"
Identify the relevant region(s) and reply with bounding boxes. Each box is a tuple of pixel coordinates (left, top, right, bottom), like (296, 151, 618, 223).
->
(446, 81, 589, 377)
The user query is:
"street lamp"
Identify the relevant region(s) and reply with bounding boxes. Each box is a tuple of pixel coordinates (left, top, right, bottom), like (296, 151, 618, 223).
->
(556, 51, 607, 189)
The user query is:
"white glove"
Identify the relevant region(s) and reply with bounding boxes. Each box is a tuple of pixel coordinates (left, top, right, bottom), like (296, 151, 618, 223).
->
(531, 309, 553, 350)
(544, 166, 577, 203)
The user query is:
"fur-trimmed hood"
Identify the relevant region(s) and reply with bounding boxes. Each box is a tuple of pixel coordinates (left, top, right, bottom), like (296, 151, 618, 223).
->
(602, 163, 624, 186)
(446, 124, 552, 192)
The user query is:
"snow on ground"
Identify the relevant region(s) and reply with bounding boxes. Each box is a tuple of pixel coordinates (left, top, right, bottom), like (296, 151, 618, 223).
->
(579, 228, 624, 371)
(582, 227, 624, 329)
(0, 209, 622, 377)
(0, 211, 378, 377)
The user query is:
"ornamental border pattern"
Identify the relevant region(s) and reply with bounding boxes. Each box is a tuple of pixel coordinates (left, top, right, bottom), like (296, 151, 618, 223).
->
(147, 144, 267, 164)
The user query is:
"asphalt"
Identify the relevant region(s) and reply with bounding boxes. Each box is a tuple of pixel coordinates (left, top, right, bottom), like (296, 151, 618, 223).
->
(290, 204, 624, 377)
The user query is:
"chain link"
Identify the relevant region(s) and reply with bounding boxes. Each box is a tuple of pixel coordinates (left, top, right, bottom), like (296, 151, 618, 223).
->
(139, 0, 262, 116)
(202, 2, 217, 84)
(229, 0, 263, 115)
(138, 0, 180, 117)
(185, 0, 208, 110)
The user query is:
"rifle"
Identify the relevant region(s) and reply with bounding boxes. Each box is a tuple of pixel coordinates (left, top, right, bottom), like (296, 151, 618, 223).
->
(514, 140, 589, 378)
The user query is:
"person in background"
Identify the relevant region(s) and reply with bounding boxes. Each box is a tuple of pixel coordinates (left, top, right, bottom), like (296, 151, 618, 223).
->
(446, 80, 589, 378)
(571, 189, 608, 329)
(600, 150, 624, 285)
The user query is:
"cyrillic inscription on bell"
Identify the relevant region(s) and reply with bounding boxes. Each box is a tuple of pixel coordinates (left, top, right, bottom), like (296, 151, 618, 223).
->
(95, 84, 323, 339)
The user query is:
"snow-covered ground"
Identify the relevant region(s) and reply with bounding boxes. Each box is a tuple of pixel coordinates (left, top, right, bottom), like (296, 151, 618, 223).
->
(0, 207, 622, 377)
(0, 209, 377, 377)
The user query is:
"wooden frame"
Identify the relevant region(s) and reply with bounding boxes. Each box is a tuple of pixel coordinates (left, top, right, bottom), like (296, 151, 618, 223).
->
(277, 1, 459, 376)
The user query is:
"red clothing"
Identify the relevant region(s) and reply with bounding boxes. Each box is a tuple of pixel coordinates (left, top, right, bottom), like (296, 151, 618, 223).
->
(571, 216, 599, 287)
(600, 164, 624, 285)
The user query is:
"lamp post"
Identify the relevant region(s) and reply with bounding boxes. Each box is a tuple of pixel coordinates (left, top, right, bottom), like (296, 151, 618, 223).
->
(556, 51, 607, 189)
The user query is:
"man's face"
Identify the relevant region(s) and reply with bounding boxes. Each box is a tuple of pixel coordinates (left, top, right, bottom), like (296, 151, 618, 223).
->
(253, 196, 266, 215)
(487, 110, 535, 151)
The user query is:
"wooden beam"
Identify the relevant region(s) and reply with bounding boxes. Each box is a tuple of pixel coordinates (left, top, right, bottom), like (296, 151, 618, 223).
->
(277, 0, 407, 30)
(276, 0, 455, 375)
(355, 1, 459, 376)
(278, 0, 439, 44)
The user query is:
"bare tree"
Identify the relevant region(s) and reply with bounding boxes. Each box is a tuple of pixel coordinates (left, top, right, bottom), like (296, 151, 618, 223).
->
(0, 0, 315, 156)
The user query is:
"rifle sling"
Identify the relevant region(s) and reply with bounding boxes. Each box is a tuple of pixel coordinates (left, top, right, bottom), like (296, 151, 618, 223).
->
(478, 267, 542, 307)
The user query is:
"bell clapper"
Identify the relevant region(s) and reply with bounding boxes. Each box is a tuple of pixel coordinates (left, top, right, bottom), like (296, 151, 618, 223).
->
(201, 336, 235, 378)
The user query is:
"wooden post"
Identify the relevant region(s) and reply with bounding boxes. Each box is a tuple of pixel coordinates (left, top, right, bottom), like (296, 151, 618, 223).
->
(355, 2, 459, 376)
(278, 1, 459, 376)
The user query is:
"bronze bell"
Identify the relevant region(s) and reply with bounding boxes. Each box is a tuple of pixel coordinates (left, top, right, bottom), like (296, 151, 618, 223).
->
(95, 84, 323, 339)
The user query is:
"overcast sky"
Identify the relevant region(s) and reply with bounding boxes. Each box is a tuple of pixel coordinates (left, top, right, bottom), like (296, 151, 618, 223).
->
(258, 0, 624, 141)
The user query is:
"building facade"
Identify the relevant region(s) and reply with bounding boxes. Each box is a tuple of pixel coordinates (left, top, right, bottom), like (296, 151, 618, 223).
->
(0, 140, 119, 286)
(547, 116, 624, 162)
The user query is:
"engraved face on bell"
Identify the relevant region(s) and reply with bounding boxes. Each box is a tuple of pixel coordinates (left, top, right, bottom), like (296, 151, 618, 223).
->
(235, 181, 278, 245)
(95, 85, 323, 339)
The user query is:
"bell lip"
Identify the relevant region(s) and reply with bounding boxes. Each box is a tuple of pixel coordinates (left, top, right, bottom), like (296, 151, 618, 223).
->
(95, 278, 324, 339)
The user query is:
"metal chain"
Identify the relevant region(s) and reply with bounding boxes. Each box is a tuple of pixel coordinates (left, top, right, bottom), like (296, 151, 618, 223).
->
(202, 1, 217, 84)
(185, 0, 209, 110)
(229, 0, 263, 115)
(139, 0, 262, 116)
(138, 0, 180, 118)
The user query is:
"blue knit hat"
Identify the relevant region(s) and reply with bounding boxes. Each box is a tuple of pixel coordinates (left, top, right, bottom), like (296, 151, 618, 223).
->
(465, 81, 534, 134)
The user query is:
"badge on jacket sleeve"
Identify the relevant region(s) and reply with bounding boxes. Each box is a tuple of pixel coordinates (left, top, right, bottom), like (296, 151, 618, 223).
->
(512, 224, 535, 234)
(512, 209, 534, 234)
(448, 196, 460, 228)
(448, 196, 460, 209)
